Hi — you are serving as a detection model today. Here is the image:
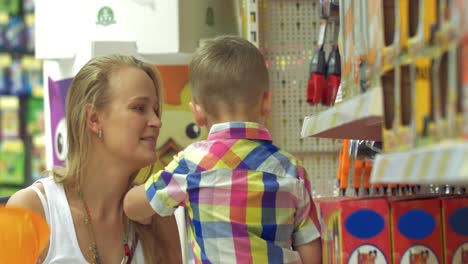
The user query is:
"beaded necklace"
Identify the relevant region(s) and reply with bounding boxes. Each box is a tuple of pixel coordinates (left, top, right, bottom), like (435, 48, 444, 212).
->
(78, 191, 138, 264)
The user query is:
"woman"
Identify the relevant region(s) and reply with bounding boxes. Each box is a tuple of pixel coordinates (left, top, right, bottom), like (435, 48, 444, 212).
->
(7, 55, 182, 263)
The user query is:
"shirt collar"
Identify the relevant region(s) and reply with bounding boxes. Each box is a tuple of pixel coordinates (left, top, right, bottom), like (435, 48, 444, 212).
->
(208, 122, 272, 141)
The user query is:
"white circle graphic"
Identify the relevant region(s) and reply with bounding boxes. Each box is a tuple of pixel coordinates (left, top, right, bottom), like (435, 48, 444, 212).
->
(348, 244, 387, 264)
(451, 242, 468, 264)
(54, 118, 68, 162)
(401, 245, 439, 264)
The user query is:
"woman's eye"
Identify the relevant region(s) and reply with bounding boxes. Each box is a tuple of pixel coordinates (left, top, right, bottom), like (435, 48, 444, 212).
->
(134, 106, 145, 112)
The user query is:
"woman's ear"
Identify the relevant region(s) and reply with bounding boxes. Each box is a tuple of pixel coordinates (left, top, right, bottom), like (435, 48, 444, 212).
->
(261, 90, 273, 117)
(85, 104, 101, 134)
(189, 101, 207, 127)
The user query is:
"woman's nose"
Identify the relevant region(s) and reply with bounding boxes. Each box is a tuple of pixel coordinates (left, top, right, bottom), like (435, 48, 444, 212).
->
(148, 113, 162, 128)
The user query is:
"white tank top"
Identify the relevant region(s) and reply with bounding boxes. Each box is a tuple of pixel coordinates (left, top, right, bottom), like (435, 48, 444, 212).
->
(31, 177, 145, 264)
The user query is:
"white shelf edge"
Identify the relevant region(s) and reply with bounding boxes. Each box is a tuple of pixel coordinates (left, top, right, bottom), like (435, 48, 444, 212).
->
(301, 87, 383, 140)
(371, 141, 468, 184)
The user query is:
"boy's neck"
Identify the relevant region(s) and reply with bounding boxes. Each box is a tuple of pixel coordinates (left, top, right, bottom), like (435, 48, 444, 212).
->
(205, 113, 266, 131)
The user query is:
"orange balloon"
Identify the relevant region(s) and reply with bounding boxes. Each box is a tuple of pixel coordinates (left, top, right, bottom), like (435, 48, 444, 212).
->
(0, 206, 50, 263)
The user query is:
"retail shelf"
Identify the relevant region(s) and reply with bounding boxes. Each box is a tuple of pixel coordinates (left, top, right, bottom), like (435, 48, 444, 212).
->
(371, 141, 468, 184)
(301, 87, 383, 140)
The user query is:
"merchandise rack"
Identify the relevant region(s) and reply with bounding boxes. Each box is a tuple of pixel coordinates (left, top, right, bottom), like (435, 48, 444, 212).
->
(253, 0, 342, 197)
(301, 86, 382, 141)
(276, 0, 468, 186)
(371, 141, 468, 184)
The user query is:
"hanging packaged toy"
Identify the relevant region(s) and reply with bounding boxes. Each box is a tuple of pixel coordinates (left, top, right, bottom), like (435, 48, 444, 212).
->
(5, 15, 25, 52)
(0, 12, 8, 51)
(24, 14, 34, 53)
(9, 56, 28, 96)
(22, 55, 42, 95)
(0, 96, 20, 138)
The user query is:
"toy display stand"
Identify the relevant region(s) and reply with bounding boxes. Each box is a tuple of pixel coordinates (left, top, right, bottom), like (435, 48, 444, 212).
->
(301, 87, 383, 141)
(301, 0, 468, 185)
(371, 141, 468, 184)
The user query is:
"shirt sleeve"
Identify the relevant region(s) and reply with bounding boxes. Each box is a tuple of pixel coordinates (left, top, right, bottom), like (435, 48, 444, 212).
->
(144, 151, 189, 216)
(292, 165, 321, 246)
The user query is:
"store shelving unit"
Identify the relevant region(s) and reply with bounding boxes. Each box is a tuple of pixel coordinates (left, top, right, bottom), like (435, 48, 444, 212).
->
(299, 0, 468, 187)
(301, 87, 382, 141)
(256, 0, 342, 197)
(371, 141, 468, 184)
(245, 0, 259, 47)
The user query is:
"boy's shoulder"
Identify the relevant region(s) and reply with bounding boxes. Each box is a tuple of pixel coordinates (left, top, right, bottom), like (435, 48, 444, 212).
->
(177, 138, 306, 179)
(183, 139, 213, 154)
(271, 144, 304, 167)
(184, 138, 303, 163)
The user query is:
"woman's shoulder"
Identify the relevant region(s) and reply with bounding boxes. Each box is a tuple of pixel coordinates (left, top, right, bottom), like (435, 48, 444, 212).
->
(6, 181, 47, 220)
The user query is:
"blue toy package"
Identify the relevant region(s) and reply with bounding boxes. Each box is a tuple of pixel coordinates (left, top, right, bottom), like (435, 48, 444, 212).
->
(23, 59, 42, 94)
(5, 16, 25, 52)
(24, 14, 34, 53)
(0, 12, 9, 51)
(0, 56, 9, 95)
(9, 58, 28, 96)
(0, 68, 8, 94)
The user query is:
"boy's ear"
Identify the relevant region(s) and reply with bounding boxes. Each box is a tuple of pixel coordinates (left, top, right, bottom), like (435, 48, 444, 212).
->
(261, 90, 273, 117)
(189, 101, 207, 127)
(85, 104, 101, 135)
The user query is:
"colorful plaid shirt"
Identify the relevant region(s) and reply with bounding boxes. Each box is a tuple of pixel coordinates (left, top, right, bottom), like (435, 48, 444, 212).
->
(145, 122, 320, 263)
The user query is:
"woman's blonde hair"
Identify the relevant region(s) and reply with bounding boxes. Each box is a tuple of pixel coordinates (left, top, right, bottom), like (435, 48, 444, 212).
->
(54, 54, 162, 185)
(51, 55, 178, 263)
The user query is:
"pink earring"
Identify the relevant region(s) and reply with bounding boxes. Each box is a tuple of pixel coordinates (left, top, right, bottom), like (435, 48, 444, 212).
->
(98, 129, 103, 139)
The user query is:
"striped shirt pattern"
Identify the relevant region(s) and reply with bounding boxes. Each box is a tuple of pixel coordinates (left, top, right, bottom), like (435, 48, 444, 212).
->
(145, 122, 320, 263)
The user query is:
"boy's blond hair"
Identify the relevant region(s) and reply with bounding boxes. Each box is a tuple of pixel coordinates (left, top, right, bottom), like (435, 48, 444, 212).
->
(189, 35, 269, 118)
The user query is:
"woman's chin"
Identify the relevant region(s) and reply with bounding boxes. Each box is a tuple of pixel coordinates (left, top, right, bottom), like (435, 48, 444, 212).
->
(141, 154, 158, 167)
(128, 151, 157, 171)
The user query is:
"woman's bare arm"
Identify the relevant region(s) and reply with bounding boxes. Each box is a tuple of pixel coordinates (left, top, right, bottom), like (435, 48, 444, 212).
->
(6, 183, 49, 262)
(151, 214, 182, 263)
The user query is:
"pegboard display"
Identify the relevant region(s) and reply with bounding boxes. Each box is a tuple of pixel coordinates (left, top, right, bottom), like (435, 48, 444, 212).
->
(259, 0, 339, 153)
(257, 0, 340, 197)
(298, 153, 339, 197)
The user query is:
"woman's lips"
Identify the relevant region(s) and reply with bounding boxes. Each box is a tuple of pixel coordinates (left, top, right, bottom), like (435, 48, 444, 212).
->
(141, 136, 156, 147)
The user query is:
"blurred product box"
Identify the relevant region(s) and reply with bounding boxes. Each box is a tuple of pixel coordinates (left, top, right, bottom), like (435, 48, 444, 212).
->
(0, 95, 20, 139)
(0, 139, 25, 185)
(27, 96, 44, 136)
(389, 196, 443, 264)
(440, 196, 468, 264)
(31, 135, 46, 182)
(0, 186, 20, 197)
(318, 197, 391, 264)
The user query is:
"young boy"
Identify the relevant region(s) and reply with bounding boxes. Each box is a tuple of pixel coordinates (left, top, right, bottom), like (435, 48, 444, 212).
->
(124, 35, 322, 263)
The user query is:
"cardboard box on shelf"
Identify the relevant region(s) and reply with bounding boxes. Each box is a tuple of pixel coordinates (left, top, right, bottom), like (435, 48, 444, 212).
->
(389, 196, 443, 264)
(451, 0, 467, 139)
(440, 195, 468, 264)
(0, 139, 25, 186)
(318, 196, 391, 264)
